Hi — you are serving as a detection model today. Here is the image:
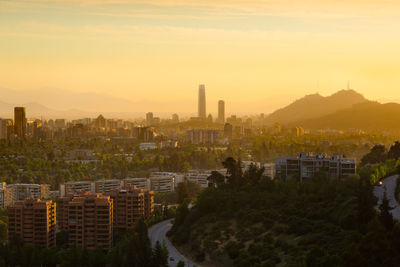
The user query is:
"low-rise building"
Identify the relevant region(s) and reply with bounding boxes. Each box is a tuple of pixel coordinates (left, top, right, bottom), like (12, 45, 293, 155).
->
(8, 199, 56, 248)
(61, 181, 95, 196)
(139, 142, 157, 150)
(275, 152, 356, 181)
(123, 178, 151, 190)
(95, 179, 122, 194)
(11, 184, 49, 201)
(186, 170, 212, 188)
(150, 172, 175, 193)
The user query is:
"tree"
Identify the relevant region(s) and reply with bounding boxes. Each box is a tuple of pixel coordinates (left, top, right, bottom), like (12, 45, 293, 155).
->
(176, 181, 190, 204)
(152, 241, 168, 267)
(388, 141, 400, 160)
(379, 191, 394, 230)
(360, 144, 387, 166)
(177, 261, 185, 267)
(207, 171, 225, 188)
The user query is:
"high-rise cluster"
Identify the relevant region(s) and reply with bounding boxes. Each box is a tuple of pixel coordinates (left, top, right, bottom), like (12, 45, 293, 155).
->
(8, 186, 154, 249)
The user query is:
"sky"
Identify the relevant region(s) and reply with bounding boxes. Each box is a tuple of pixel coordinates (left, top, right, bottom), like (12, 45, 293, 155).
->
(1, 0, 400, 114)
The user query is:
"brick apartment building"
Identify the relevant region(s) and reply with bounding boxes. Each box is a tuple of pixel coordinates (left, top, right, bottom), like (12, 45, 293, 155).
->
(8, 199, 56, 248)
(58, 192, 113, 250)
(107, 186, 154, 231)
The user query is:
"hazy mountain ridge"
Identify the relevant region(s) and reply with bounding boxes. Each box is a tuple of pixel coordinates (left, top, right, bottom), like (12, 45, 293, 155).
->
(294, 101, 400, 130)
(266, 89, 368, 124)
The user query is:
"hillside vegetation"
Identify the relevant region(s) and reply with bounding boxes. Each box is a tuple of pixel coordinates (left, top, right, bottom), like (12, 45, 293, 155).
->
(169, 158, 400, 267)
(296, 102, 400, 131)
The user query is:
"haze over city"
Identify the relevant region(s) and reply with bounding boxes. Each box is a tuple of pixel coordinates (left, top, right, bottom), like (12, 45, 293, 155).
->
(3, 1, 400, 267)
(1, 0, 400, 115)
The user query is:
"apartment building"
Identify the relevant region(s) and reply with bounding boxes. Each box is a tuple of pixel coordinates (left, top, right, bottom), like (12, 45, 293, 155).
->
(59, 192, 113, 250)
(107, 186, 154, 231)
(263, 163, 276, 179)
(0, 182, 13, 208)
(11, 184, 49, 201)
(95, 179, 122, 194)
(186, 170, 212, 188)
(123, 178, 151, 190)
(150, 172, 175, 193)
(8, 199, 56, 248)
(275, 152, 356, 181)
(61, 181, 95, 196)
(186, 129, 219, 144)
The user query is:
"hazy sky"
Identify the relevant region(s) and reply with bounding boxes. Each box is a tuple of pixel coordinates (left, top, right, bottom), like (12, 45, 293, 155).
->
(1, 0, 400, 113)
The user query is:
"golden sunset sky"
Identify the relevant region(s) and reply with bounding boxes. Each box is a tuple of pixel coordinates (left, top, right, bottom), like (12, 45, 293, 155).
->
(1, 0, 400, 113)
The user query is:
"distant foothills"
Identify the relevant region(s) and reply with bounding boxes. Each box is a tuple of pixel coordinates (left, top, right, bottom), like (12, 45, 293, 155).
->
(1, 87, 400, 131)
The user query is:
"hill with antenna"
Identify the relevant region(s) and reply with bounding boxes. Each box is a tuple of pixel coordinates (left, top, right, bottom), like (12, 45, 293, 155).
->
(265, 89, 368, 124)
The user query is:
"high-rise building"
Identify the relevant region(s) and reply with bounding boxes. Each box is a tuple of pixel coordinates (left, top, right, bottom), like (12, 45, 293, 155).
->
(0, 119, 10, 139)
(224, 123, 233, 140)
(107, 186, 154, 231)
(146, 112, 154, 126)
(172, 113, 179, 123)
(198, 84, 206, 119)
(218, 100, 225, 123)
(14, 107, 26, 138)
(8, 199, 56, 248)
(59, 192, 113, 250)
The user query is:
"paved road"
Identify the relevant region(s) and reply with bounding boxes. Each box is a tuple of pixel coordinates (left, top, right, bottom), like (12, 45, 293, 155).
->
(373, 174, 400, 220)
(148, 219, 199, 267)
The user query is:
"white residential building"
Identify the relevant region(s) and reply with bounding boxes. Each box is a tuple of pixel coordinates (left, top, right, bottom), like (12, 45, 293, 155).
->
(95, 179, 123, 194)
(275, 152, 356, 181)
(123, 178, 151, 190)
(186, 170, 212, 188)
(10, 184, 49, 201)
(61, 181, 95, 196)
(150, 172, 175, 193)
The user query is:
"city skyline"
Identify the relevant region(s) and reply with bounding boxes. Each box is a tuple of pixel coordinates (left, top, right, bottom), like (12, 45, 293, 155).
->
(1, 0, 400, 114)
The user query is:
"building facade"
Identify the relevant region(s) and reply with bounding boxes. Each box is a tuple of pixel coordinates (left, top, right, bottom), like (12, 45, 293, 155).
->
(0, 182, 13, 208)
(95, 179, 122, 194)
(14, 107, 26, 138)
(123, 178, 151, 190)
(150, 172, 175, 193)
(107, 186, 154, 231)
(198, 84, 206, 119)
(59, 192, 113, 250)
(218, 100, 225, 124)
(8, 199, 56, 248)
(275, 152, 356, 181)
(186, 170, 212, 188)
(11, 184, 49, 201)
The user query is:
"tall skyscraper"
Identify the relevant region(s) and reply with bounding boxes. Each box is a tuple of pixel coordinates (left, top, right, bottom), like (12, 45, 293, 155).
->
(218, 100, 225, 123)
(198, 84, 206, 119)
(14, 107, 26, 138)
(146, 112, 154, 125)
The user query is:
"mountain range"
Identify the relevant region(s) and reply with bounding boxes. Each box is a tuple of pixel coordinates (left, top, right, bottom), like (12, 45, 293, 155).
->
(266, 89, 400, 131)
(265, 89, 368, 124)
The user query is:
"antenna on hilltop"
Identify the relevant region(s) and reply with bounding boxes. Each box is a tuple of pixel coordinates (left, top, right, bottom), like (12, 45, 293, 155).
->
(347, 80, 350, 90)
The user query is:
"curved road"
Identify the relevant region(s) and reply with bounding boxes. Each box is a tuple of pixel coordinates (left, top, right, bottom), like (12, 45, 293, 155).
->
(373, 174, 400, 220)
(148, 219, 199, 267)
